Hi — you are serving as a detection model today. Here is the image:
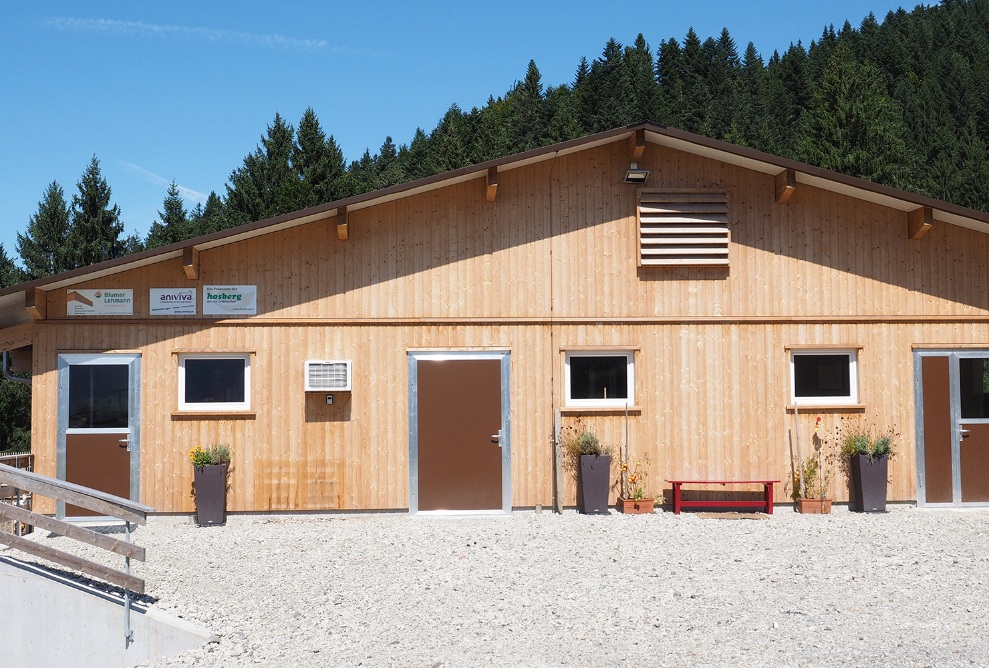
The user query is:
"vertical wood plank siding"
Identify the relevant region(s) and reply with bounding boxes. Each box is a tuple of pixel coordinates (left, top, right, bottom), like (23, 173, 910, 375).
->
(27, 140, 989, 512)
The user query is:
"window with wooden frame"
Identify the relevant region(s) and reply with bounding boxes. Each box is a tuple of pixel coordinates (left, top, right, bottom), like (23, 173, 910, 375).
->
(638, 191, 730, 267)
(565, 351, 635, 408)
(789, 349, 859, 407)
(178, 353, 251, 412)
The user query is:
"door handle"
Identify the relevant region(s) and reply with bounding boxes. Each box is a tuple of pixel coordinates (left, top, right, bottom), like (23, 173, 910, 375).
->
(119, 438, 130, 451)
(490, 431, 502, 447)
(960, 428, 971, 439)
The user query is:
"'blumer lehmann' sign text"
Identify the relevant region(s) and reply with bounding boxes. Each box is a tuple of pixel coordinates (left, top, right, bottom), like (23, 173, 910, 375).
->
(66, 289, 134, 316)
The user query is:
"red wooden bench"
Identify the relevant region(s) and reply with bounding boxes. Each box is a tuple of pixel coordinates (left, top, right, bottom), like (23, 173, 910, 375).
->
(666, 479, 781, 515)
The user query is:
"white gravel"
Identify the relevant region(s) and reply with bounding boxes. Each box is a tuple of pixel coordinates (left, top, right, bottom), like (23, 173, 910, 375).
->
(15, 505, 989, 667)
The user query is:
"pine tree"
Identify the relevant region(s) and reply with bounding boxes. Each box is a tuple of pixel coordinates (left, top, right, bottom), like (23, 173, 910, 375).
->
(292, 108, 350, 207)
(0, 244, 20, 288)
(705, 28, 742, 139)
(17, 181, 74, 279)
(145, 181, 189, 249)
(226, 113, 299, 223)
(764, 42, 810, 157)
(67, 155, 125, 268)
(624, 34, 658, 123)
(680, 29, 712, 134)
(544, 85, 583, 143)
(505, 60, 547, 152)
(797, 44, 912, 188)
(656, 37, 687, 128)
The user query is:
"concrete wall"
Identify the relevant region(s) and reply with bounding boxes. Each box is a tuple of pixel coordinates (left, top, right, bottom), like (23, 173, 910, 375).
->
(0, 555, 211, 667)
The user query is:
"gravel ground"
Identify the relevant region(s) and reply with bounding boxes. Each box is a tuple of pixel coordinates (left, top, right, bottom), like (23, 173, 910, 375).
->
(13, 505, 989, 667)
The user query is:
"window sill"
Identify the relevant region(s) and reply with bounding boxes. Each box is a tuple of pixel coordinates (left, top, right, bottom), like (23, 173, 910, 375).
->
(786, 404, 865, 412)
(560, 406, 642, 415)
(171, 411, 257, 419)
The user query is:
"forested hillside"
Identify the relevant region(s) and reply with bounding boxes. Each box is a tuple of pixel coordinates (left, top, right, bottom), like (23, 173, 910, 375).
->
(1, 0, 988, 449)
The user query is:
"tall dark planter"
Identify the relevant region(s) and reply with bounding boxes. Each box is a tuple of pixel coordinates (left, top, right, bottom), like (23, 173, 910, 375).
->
(578, 454, 612, 514)
(850, 454, 889, 512)
(194, 464, 228, 526)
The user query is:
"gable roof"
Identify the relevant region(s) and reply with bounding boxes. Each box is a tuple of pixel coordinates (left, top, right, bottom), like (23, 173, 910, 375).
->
(1, 121, 987, 333)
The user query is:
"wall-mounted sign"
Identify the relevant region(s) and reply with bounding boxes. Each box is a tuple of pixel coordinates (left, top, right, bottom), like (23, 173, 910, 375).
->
(150, 288, 197, 315)
(66, 289, 133, 316)
(203, 285, 257, 315)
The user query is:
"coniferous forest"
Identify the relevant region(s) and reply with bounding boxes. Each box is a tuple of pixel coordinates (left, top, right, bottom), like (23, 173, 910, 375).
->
(1, 0, 988, 449)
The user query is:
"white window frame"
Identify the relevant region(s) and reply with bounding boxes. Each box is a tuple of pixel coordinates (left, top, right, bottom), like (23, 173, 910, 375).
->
(564, 351, 635, 408)
(178, 353, 251, 412)
(789, 349, 858, 406)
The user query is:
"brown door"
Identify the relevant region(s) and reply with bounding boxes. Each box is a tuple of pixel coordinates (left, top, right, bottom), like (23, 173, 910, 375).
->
(60, 355, 138, 517)
(920, 356, 953, 503)
(918, 353, 989, 505)
(415, 357, 504, 511)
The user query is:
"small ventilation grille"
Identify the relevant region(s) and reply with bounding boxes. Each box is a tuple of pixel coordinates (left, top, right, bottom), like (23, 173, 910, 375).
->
(305, 360, 352, 392)
(638, 191, 730, 267)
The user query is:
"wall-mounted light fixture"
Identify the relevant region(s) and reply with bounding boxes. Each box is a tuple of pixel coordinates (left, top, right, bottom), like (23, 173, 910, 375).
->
(624, 162, 650, 184)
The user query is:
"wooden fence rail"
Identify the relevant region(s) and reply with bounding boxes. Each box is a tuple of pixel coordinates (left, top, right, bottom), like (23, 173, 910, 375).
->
(0, 453, 34, 535)
(0, 462, 154, 594)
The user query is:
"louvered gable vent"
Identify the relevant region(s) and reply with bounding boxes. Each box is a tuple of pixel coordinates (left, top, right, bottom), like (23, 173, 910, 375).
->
(305, 360, 352, 392)
(638, 192, 730, 267)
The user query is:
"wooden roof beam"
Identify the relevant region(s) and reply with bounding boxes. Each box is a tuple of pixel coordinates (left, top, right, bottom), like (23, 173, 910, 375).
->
(486, 167, 498, 203)
(908, 206, 933, 240)
(182, 246, 200, 280)
(25, 288, 46, 321)
(775, 169, 796, 204)
(337, 206, 349, 241)
(628, 128, 646, 162)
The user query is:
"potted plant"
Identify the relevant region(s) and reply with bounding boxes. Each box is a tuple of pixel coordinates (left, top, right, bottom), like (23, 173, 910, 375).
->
(840, 427, 896, 512)
(617, 456, 654, 514)
(562, 424, 612, 514)
(794, 451, 833, 514)
(189, 443, 231, 526)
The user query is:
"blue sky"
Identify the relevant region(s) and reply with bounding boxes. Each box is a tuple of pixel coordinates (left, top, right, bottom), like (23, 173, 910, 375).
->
(1, 1, 910, 268)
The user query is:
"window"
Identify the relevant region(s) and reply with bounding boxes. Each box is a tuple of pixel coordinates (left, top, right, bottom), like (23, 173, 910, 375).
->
(68, 363, 129, 428)
(790, 350, 858, 406)
(565, 352, 634, 408)
(638, 191, 729, 267)
(178, 354, 251, 411)
(959, 357, 989, 419)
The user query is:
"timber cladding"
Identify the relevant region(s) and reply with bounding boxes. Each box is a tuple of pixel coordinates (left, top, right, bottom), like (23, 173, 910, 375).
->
(25, 138, 989, 513)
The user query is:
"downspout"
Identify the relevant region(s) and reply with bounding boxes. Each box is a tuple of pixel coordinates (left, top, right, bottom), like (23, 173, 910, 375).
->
(2, 352, 30, 385)
(548, 151, 562, 513)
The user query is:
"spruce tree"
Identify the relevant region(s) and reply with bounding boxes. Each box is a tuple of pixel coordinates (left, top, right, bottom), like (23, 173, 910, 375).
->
(505, 60, 547, 152)
(226, 113, 299, 223)
(17, 181, 74, 279)
(0, 244, 20, 288)
(145, 181, 189, 249)
(624, 34, 658, 123)
(67, 156, 125, 268)
(797, 44, 912, 188)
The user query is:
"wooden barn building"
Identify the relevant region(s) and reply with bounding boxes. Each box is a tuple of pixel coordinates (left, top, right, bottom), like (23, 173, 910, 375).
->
(2, 122, 989, 516)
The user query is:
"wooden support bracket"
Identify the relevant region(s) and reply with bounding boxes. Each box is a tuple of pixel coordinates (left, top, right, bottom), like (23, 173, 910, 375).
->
(25, 288, 46, 320)
(775, 169, 797, 204)
(486, 167, 498, 203)
(908, 206, 933, 240)
(182, 246, 200, 280)
(337, 207, 348, 241)
(628, 128, 646, 162)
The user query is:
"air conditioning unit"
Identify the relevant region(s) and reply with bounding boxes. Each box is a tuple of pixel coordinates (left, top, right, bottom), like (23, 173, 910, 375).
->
(305, 360, 352, 392)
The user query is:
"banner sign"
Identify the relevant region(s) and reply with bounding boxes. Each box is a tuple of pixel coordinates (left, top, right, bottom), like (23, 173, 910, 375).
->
(203, 285, 257, 315)
(66, 289, 133, 316)
(150, 288, 197, 315)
